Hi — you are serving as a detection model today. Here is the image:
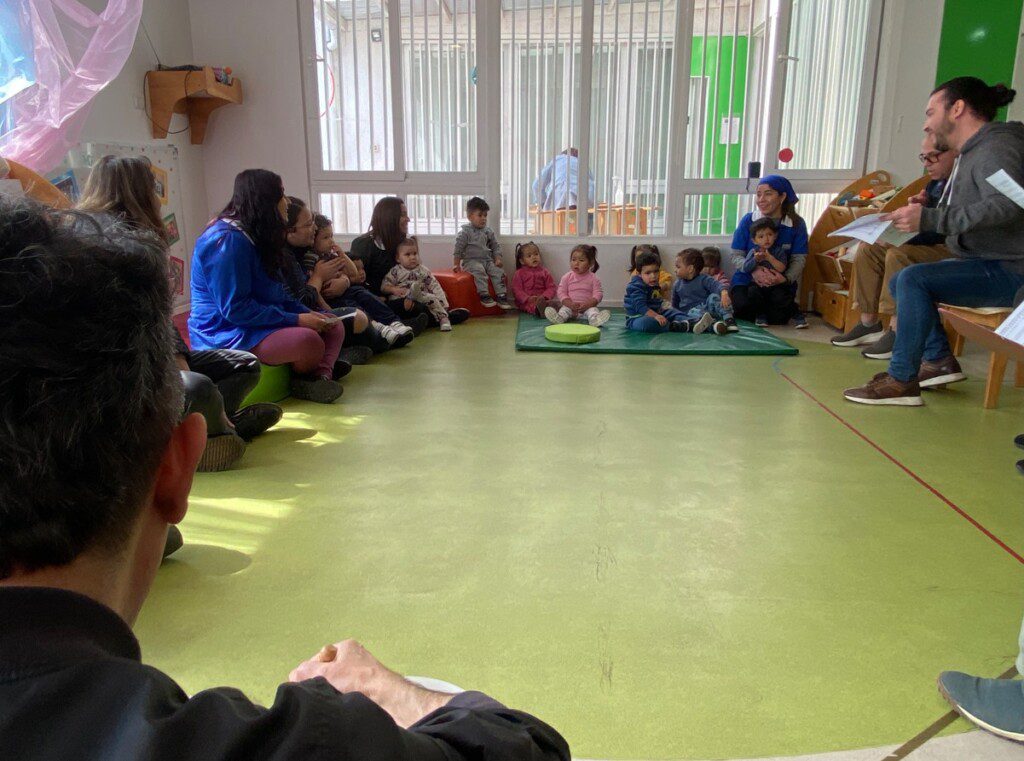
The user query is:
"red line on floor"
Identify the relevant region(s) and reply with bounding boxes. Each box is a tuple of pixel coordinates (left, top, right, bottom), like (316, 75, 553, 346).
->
(779, 372, 1024, 567)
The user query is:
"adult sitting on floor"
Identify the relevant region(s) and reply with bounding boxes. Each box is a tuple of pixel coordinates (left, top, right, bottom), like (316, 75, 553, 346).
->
(0, 196, 571, 761)
(348, 197, 429, 335)
(729, 174, 809, 327)
(845, 77, 1024, 407)
(831, 134, 957, 359)
(76, 155, 282, 474)
(189, 169, 345, 404)
(281, 196, 380, 367)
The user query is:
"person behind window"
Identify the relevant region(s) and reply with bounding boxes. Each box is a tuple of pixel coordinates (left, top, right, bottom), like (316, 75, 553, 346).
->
(0, 196, 572, 761)
(531, 147, 597, 212)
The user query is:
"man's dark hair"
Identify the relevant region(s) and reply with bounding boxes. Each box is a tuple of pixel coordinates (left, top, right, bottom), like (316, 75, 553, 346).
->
(634, 252, 661, 272)
(467, 196, 490, 214)
(932, 77, 1016, 123)
(0, 198, 182, 579)
(749, 217, 779, 238)
(219, 169, 286, 276)
(676, 248, 704, 271)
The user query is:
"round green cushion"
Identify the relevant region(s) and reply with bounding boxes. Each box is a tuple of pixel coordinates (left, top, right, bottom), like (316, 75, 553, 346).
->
(544, 323, 601, 344)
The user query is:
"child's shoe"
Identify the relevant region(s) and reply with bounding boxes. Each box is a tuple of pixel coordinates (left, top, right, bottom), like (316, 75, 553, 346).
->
(724, 317, 739, 332)
(545, 306, 567, 324)
(384, 321, 415, 348)
(669, 320, 691, 332)
(496, 294, 514, 311)
(755, 314, 769, 327)
(480, 295, 497, 308)
(712, 320, 729, 336)
(448, 308, 470, 325)
(439, 317, 452, 332)
(692, 313, 715, 335)
(589, 309, 611, 327)
(792, 312, 809, 329)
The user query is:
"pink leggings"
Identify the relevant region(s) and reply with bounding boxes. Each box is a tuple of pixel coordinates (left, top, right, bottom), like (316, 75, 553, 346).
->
(251, 324, 345, 379)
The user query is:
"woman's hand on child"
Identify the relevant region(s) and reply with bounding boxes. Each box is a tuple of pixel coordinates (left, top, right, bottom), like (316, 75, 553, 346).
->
(322, 276, 350, 298)
(392, 287, 410, 298)
(404, 298, 414, 311)
(297, 311, 330, 332)
(655, 314, 668, 327)
(314, 257, 345, 281)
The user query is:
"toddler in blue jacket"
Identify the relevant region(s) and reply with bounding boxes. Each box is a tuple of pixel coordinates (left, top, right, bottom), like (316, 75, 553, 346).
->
(624, 252, 690, 333)
(671, 249, 737, 335)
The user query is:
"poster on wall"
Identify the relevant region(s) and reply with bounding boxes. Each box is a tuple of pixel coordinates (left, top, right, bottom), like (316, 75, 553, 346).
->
(78, 142, 190, 314)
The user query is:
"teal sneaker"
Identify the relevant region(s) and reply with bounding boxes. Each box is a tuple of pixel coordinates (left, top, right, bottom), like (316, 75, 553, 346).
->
(938, 671, 1024, 741)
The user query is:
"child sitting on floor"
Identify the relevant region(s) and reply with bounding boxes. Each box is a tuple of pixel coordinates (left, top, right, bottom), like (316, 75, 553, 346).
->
(454, 196, 513, 310)
(701, 246, 730, 287)
(511, 241, 558, 317)
(628, 243, 673, 296)
(382, 237, 470, 332)
(547, 244, 611, 327)
(672, 248, 736, 335)
(625, 252, 689, 333)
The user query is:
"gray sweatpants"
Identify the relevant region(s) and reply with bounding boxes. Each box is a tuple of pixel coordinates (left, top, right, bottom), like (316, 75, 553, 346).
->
(461, 258, 506, 298)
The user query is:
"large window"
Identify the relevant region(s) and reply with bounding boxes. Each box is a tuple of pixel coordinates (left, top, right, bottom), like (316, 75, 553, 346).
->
(301, 0, 881, 237)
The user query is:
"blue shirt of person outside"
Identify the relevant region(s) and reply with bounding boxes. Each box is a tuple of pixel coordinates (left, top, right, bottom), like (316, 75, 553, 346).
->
(532, 149, 597, 211)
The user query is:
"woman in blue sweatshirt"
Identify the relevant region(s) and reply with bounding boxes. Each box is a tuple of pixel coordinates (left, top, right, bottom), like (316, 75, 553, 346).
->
(189, 169, 344, 404)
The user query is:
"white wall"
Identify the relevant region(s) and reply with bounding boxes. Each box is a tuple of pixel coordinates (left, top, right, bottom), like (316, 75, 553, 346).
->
(79, 0, 208, 256)
(188, 0, 310, 214)
(175, 0, 944, 306)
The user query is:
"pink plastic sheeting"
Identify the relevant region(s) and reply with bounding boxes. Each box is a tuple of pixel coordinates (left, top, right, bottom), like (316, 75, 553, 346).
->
(0, 0, 143, 173)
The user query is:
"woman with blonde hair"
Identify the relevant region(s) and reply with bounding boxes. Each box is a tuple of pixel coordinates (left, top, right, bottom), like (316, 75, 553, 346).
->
(77, 155, 282, 474)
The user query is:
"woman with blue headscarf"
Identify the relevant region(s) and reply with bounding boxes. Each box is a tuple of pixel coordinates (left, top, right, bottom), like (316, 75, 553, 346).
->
(729, 175, 809, 327)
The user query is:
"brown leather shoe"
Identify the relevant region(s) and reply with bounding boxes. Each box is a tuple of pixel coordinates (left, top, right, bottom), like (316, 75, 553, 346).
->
(844, 372, 923, 406)
(918, 355, 967, 389)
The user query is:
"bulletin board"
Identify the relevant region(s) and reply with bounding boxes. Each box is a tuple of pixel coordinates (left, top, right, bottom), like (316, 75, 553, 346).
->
(73, 142, 190, 314)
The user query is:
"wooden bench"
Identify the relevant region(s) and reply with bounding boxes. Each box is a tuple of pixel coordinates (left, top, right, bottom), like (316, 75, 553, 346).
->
(939, 305, 1024, 408)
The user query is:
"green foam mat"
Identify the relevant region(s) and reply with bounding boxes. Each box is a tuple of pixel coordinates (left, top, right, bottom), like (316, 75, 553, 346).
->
(515, 308, 799, 355)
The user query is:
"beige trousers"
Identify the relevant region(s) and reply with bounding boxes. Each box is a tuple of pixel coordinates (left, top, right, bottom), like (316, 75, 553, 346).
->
(852, 243, 951, 315)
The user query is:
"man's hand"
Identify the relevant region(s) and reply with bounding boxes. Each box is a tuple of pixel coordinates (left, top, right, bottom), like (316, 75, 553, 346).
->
(908, 189, 928, 206)
(322, 276, 351, 298)
(297, 312, 330, 332)
(289, 640, 453, 728)
(882, 204, 923, 233)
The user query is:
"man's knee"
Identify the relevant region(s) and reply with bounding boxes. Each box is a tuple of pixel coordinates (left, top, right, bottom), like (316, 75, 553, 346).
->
(884, 248, 912, 272)
(182, 371, 219, 416)
(855, 244, 886, 271)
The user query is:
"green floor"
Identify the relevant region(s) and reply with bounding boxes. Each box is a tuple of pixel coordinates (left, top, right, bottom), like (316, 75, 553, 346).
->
(137, 317, 1024, 760)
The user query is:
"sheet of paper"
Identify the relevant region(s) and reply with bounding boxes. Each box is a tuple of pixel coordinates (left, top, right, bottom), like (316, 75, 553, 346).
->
(0, 179, 25, 199)
(828, 213, 915, 247)
(986, 169, 1024, 210)
(995, 300, 1024, 347)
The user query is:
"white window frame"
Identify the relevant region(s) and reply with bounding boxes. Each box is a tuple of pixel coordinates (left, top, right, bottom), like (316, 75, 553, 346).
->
(298, 0, 884, 240)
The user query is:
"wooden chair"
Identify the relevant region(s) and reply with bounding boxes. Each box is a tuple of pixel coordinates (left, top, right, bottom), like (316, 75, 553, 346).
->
(939, 305, 1024, 408)
(529, 205, 577, 235)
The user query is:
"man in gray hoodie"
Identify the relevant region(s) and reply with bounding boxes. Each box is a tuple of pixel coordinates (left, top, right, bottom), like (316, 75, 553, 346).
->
(844, 77, 1024, 407)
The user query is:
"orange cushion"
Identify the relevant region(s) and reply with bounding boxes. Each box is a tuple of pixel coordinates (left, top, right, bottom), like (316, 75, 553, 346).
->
(433, 269, 504, 317)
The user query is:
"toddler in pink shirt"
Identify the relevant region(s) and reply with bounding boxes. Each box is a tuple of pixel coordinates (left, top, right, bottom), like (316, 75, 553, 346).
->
(546, 244, 611, 327)
(510, 241, 558, 316)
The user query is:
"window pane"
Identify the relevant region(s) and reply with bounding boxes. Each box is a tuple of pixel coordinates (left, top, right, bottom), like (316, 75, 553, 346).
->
(406, 194, 474, 235)
(401, 1, 477, 172)
(318, 192, 389, 235)
(681, 192, 755, 236)
(590, 1, 675, 236)
(501, 0, 583, 235)
(314, 1, 393, 171)
(685, 0, 771, 180)
(778, 0, 871, 170)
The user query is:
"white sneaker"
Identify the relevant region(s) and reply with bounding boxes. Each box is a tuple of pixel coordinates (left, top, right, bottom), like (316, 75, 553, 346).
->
(588, 309, 611, 327)
(390, 320, 414, 336)
(439, 318, 452, 332)
(545, 306, 566, 324)
(692, 313, 715, 334)
(378, 324, 400, 346)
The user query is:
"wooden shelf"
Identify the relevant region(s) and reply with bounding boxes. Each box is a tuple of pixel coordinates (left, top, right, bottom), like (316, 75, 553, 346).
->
(146, 66, 242, 145)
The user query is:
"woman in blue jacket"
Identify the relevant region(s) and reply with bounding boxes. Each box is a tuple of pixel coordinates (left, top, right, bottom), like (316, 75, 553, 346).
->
(188, 169, 345, 404)
(729, 175, 809, 327)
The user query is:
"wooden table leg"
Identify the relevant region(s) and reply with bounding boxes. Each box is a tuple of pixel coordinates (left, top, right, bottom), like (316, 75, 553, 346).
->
(985, 351, 1009, 409)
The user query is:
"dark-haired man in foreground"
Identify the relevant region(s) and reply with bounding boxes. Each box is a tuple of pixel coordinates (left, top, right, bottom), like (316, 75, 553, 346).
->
(0, 199, 570, 761)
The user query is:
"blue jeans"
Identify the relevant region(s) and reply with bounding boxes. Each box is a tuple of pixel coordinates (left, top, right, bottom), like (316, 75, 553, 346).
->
(626, 315, 670, 333)
(888, 259, 1024, 381)
(682, 294, 733, 322)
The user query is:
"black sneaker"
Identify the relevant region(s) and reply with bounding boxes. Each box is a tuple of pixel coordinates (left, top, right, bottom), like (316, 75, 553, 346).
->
(1018, 460, 1024, 476)
(724, 317, 739, 332)
(831, 321, 884, 347)
(448, 308, 470, 325)
(333, 359, 353, 380)
(712, 320, 729, 336)
(290, 376, 343, 404)
(479, 295, 497, 308)
(338, 345, 374, 365)
(162, 526, 184, 560)
(230, 403, 283, 441)
(861, 329, 895, 360)
(669, 320, 691, 333)
(403, 313, 429, 336)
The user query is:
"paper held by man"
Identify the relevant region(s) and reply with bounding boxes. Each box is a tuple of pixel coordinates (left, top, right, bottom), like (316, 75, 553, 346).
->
(828, 214, 915, 247)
